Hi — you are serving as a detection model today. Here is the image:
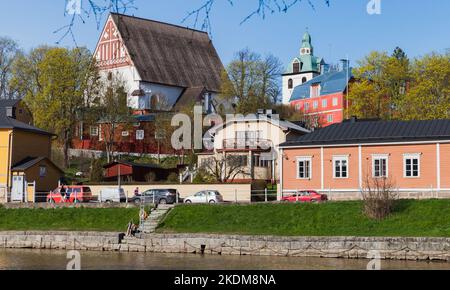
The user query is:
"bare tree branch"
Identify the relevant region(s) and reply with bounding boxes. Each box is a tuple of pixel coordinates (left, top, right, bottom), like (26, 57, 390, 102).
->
(182, 0, 330, 35)
(57, 0, 137, 45)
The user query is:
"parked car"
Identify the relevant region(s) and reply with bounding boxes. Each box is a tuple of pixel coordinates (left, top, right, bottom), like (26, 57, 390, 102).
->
(99, 187, 127, 203)
(282, 190, 328, 203)
(184, 191, 223, 204)
(130, 189, 180, 205)
(46, 186, 93, 204)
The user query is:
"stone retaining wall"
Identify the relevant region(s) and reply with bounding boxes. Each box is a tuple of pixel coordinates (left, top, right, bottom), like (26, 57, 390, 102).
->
(121, 234, 450, 262)
(0, 232, 123, 251)
(1, 232, 449, 262)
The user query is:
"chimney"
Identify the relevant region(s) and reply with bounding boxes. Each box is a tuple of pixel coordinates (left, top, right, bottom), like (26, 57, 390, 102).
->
(5, 106, 15, 118)
(340, 59, 350, 72)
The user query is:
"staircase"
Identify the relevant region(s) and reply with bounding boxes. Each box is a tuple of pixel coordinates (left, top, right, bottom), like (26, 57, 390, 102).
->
(139, 204, 174, 234)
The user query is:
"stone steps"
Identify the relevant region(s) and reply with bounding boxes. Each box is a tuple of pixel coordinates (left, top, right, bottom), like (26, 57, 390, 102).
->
(138, 205, 174, 234)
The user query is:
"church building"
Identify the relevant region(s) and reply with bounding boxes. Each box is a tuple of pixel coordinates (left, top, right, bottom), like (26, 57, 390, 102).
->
(282, 32, 325, 104)
(282, 31, 353, 128)
(94, 13, 225, 113)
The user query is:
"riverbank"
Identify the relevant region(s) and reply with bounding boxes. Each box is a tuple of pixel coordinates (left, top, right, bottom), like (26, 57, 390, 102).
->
(1, 231, 450, 262)
(0, 207, 140, 231)
(158, 200, 450, 237)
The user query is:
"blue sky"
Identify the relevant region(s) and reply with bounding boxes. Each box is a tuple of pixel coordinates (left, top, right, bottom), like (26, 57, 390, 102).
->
(0, 0, 449, 67)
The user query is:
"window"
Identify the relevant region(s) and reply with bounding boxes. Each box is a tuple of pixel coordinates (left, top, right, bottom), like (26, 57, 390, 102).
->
(311, 85, 320, 98)
(293, 62, 300, 73)
(373, 155, 388, 178)
(252, 155, 271, 168)
(39, 166, 47, 178)
(136, 130, 145, 140)
(404, 154, 421, 178)
(90, 126, 99, 137)
(231, 155, 248, 167)
(302, 77, 307, 84)
(295, 103, 301, 111)
(297, 157, 312, 179)
(327, 115, 333, 123)
(332, 97, 338, 107)
(333, 156, 348, 178)
(313, 101, 318, 110)
(304, 102, 310, 112)
(288, 79, 293, 89)
(322, 99, 328, 108)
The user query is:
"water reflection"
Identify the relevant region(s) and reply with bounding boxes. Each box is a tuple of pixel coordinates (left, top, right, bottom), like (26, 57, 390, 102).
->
(0, 249, 449, 270)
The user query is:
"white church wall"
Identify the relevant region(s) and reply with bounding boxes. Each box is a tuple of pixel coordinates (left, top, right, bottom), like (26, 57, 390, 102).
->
(282, 72, 316, 104)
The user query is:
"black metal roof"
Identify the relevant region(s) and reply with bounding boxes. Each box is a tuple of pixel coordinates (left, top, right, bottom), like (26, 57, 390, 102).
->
(12, 157, 63, 172)
(279, 119, 450, 147)
(0, 111, 54, 136)
(0, 99, 20, 108)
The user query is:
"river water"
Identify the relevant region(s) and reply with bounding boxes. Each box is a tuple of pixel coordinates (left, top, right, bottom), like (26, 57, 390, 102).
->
(0, 249, 449, 270)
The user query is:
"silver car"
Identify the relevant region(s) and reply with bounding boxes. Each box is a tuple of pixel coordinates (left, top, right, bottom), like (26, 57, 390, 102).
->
(184, 190, 224, 204)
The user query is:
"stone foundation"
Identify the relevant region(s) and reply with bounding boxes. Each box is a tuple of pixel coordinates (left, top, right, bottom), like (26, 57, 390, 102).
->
(1, 231, 448, 262)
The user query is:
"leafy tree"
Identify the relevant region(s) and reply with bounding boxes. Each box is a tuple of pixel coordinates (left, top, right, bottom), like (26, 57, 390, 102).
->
(348, 51, 391, 120)
(0, 37, 20, 99)
(11, 47, 99, 167)
(348, 49, 449, 121)
(400, 53, 450, 120)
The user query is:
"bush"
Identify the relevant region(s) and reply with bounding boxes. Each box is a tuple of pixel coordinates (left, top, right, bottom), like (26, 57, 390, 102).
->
(145, 172, 157, 183)
(167, 173, 179, 183)
(362, 176, 398, 220)
(192, 169, 215, 184)
(89, 159, 104, 182)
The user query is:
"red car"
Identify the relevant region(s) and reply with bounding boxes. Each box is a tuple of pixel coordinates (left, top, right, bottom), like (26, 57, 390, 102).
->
(282, 190, 328, 203)
(47, 186, 93, 204)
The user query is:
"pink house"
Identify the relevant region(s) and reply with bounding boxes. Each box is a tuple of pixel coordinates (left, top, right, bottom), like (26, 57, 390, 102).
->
(279, 119, 450, 200)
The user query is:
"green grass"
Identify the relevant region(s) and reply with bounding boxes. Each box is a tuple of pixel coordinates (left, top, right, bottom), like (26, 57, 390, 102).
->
(0, 206, 140, 232)
(158, 200, 450, 237)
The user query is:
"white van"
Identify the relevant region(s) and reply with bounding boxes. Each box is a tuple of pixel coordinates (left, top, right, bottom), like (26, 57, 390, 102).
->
(99, 187, 127, 203)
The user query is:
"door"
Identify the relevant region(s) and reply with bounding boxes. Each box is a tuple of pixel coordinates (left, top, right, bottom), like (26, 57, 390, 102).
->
(11, 175, 26, 202)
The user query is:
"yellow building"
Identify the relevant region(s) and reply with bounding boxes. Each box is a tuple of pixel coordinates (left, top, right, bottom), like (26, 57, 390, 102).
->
(0, 112, 63, 202)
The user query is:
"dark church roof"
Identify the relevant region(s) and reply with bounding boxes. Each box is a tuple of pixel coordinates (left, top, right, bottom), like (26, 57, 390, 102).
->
(173, 86, 206, 110)
(0, 99, 20, 108)
(280, 119, 450, 147)
(111, 13, 224, 92)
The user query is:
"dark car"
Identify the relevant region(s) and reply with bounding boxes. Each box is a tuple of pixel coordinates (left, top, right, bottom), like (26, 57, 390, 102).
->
(130, 189, 180, 205)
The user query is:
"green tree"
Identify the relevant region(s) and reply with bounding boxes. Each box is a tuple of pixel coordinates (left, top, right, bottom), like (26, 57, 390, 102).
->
(348, 51, 391, 120)
(11, 47, 99, 167)
(400, 53, 450, 120)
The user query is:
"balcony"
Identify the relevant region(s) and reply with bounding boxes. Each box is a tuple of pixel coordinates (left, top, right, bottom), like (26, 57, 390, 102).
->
(222, 139, 273, 151)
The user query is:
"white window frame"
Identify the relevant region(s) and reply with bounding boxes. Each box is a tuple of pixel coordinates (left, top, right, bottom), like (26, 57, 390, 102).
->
(327, 115, 334, 123)
(372, 154, 389, 178)
(297, 156, 312, 180)
(304, 102, 310, 112)
(332, 97, 338, 107)
(322, 99, 328, 108)
(403, 153, 421, 178)
(333, 156, 349, 179)
(90, 126, 99, 137)
(136, 130, 145, 140)
(313, 101, 318, 110)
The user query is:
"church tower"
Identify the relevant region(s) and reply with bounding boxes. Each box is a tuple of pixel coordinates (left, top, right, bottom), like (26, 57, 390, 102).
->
(282, 31, 325, 104)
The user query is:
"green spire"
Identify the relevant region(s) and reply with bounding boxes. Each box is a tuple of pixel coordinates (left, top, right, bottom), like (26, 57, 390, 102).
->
(302, 31, 312, 49)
